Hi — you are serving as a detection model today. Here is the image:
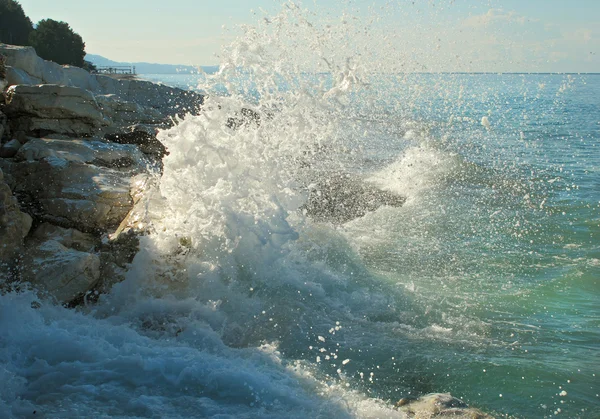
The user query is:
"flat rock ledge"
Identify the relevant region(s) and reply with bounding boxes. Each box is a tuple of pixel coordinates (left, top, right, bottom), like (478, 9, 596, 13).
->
(0, 44, 199, 304)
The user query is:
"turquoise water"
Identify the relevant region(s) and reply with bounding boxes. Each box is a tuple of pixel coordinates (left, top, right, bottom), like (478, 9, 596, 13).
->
(0, 71, 597, 418)
(350, 73, 600, 417)
(138, 71, 600, 417)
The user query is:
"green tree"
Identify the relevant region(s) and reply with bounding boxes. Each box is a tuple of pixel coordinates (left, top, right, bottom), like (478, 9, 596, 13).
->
(0, 0, 33, 45)
(82, 60, 97, 73)
(29, 19, 85, 67)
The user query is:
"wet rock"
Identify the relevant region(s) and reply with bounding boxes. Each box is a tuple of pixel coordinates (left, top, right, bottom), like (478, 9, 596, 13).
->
(395, 393, 494, 418)
(0, 139, 22, 158)
(21, 231, 101, 304)
(0, 110, 7, 140)
(94, 76, 203, 118)
(102, 227, 140, 269)
(96, 94, 164, 126)
(4, 84, 108, 137)
(15, 131, 28, 144)
(0, 53, 7, 94)
(4, 83, 193, 138)
(0, 45, 201, 304)
(0, 168, 32, 266)
(302, 173, 406, 223)
(4, 137, 151, 232)
(105, 125, 168, 159)
(0, 53, 6, 78)
(30, 223, 98, 252)
(98, 213, 148, 293)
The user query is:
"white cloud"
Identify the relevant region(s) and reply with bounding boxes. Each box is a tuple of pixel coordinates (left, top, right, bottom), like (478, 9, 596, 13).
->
(462, 9, 536, 29)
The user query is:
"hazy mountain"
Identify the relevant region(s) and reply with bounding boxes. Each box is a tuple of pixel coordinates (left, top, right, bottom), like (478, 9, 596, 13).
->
(85, 54, 219, 75)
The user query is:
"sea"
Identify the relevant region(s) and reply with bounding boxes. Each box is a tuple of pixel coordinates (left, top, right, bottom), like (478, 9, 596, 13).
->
(1, 4, 599, 419)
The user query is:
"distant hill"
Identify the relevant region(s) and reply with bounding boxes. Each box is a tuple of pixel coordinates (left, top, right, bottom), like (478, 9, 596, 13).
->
(85, 54, 219, 75)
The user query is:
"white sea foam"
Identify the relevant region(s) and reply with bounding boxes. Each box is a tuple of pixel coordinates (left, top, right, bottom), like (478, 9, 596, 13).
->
(0, 291, 409, 418)
(367, 145, 457, 200)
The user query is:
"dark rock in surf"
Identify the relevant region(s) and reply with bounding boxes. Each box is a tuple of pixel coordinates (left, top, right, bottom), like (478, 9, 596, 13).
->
(301, 173, 405, 223)
(394, 393, 494, 418)
(105, 125, 168, 159)
(0, 139, 22, 157)
(226, 107, 262, 130)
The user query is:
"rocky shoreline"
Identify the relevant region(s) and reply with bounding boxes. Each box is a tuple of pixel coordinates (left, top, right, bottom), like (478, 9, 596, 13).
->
(0, 44, 203, 305)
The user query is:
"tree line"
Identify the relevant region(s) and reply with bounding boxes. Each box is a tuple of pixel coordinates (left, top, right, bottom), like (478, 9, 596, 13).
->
(0, 0, 88, 68)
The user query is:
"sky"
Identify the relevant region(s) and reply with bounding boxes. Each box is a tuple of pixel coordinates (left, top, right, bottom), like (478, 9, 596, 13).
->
(15, 0, 600, 72)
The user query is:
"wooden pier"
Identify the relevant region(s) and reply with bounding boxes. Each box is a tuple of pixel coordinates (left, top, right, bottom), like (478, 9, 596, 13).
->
(94, 65, 136, 75)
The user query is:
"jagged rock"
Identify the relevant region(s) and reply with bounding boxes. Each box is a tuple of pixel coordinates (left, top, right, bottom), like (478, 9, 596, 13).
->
(97, 218, 147, 293)
(31, 223, 98, 252)
(0, 139, 22, 158)
(0, 53, 6, 79)
(395, 393, 494, 418)
(97, 260, 127, 294)
(0, 53, 7, 94)
(4, 66, 41, 86)
(105, 126, 168, 159)
(15, 131, 27, 144)
(21, 234, 100, 304)
(3, 137, 152, 232)
(0, 110, 7, 140)
(0, 168, 32, 266)
(93, 76, 203, 118)
(0, 45, 202, 305)
(302, 173, 406, 223)
(0, 159, 16, 189)
(106, 227, 140, 265)
(96, 94, 163, 126)
(4, 84, 109, 136)
(4, 83, 183, 138)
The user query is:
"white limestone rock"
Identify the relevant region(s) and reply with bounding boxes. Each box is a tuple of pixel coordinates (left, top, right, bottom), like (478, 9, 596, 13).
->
(5, 84, 108, 136)
(0, 44, 203, 120)
(5, 137, 152, 231)
(21, 238, 100, 304)
(1, 45, 100, 91)
(5, 66, 42, 86)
